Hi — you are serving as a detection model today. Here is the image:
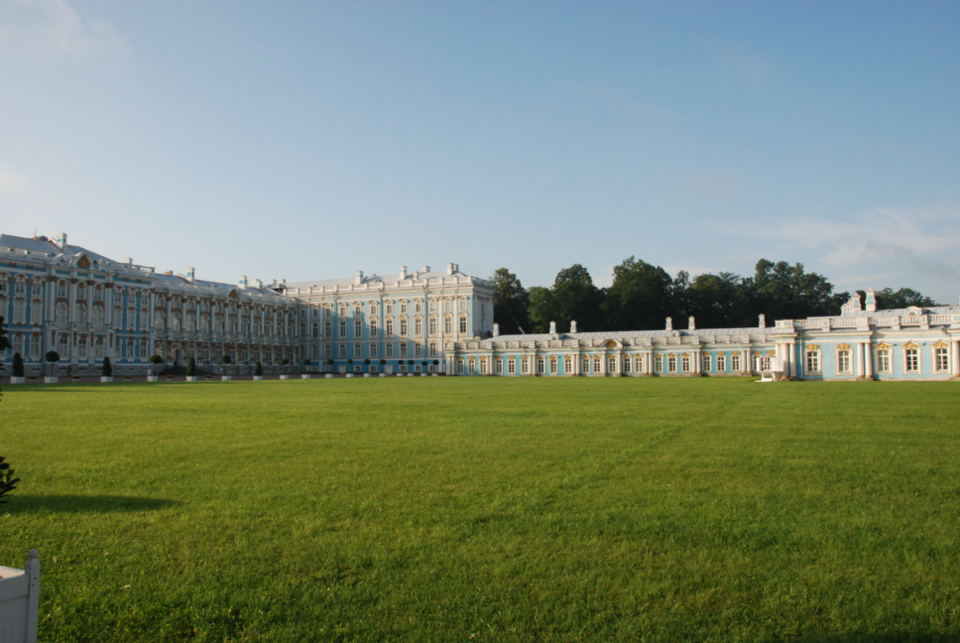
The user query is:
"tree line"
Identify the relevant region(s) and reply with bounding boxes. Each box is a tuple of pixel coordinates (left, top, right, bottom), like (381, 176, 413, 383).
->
(491, 258, 941, 335)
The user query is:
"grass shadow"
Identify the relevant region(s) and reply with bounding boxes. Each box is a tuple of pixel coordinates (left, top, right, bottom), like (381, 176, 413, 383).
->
(4, 495, 181, 514)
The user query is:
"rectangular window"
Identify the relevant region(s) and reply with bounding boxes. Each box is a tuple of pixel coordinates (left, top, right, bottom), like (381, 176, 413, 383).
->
(324, 344, 332, 358)
(429, 318, 437, 335)
(370, 343, 378, 358)
(537, 357, 545, 374)
(339, 344, 346, 358)
(702, 354, 711, 373)
(906, 348, 920, 373)
(623, 357, 632, 374)
(339, 320, 346, 338)
(521, 357, 529, 374)
(370, 364, 378, 373)
(806, 351, 820, 373)
(655, 355, 664, 373)
(456, 358, 464, 374)
(370, 318, 377, 337)
(354, 343, 362, 358)
(507, 358, 516, 374)
(415, 319, 422, 336)
(681, 355, 691, 372)
(935, 347, 949, 372)
(565, 356, 573, 374)
(877, 349, 891, 373)
(837, 350, 851, 374)
(495, 358, 503, 374)
(480, 358, 488, 374)
(717, 354, 726, 372)
(400, 319, 408, 336)
(593, 356, 601, 373)
(400, 343, 408, 358)
(668, 356, 677, 373)
(355, 319, 362, 338)
(731, 354, 740, 372)
(459, 317, 467, 334)
(549, 357, 558, 374)
(444, 318, 453, 335)
(414, 342, 422, 358)
(385, 302, 393, 315)
(386, 319, 393, 336)
(386, 343, 394, 358)
(429, 342, 437, 357)
(324, 322, 332, 339)
(582, 355, 590, 373)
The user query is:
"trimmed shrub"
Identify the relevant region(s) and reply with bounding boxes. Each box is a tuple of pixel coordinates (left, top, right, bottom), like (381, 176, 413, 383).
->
(102, 356, 113, 377)
(254, 361, 263, 376)
(325, 358, 334, 365)
(0, 455, 19, 505)
(347, 358, 354, 365)
(363, 359, 371, 365)
(12, 352, 25, 377)
(280, 358, 290, 365)
(221, 354, 232, 365)
(186, 357, 197, 376)
(379, 359, 386, 365)
(148, 355, 163, 365)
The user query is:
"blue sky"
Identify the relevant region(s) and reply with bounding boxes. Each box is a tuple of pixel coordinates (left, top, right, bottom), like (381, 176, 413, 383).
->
(1, 1, 959, 304)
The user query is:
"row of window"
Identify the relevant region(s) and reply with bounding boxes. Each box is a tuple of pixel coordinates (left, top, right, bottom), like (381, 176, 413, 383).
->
(454, 353, 751, 375)
(804, 345, 949, 375)
(318, 315, 469, 340)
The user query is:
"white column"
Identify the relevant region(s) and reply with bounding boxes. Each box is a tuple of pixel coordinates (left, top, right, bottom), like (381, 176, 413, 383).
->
(742, 349, 749, 374)
(864, 342, 873, 379)
(952, 339, 960, 377)
(856, 342, 865, 378)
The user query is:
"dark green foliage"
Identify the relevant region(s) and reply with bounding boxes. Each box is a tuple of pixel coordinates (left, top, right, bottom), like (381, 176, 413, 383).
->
(529, 264, 605, 333)
(379, 359, 386, 365)
(45, 350, 59, 363)
(221, 354, 232, 365)
(0, 316, 8, 400)
(604, 257, 675, 331)
(407, 360, 414, 365)
(490, 268, 530, 334)
(346, 359, 353, 365)
(302, 359, 310, 367)
(873, 287, 940, 309)
(12, 352, 25, 377)
(433, 360, 439, 365)
(254, 361, 263, 376)
(102, 356, 113, 377)
(326, 358, 334, 365)
(363, 359, 370, 365)
(0, 455, 19, 504)
(186, 357, 196, 376)
(148, 355, 163, 365)
(280, 358, 290, 365)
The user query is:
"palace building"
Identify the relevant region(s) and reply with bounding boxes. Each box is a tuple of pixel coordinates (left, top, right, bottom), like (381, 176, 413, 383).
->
(2, 231, 959, 380)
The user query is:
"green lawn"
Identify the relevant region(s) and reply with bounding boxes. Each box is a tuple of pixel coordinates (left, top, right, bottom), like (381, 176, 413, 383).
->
(1, 377, 959, 642)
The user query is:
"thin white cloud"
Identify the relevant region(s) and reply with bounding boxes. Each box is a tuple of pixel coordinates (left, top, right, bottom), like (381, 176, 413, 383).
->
(0, 165, 32, 192)
(0, 0, 127, 63)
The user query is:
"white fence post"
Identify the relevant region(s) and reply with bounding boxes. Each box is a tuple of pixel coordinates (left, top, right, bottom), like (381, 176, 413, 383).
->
(0, 549, 40, 643)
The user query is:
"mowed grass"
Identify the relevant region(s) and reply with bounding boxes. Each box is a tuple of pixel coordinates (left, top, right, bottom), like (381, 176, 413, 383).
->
(1, 377, 960, 642)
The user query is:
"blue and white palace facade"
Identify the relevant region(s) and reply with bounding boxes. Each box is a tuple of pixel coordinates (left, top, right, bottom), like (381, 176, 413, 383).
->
(2, 231, 959, 380)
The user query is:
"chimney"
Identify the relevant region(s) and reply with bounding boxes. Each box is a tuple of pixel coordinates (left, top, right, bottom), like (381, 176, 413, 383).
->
(122, 257, 134, 265)
(55, 232, 67, 249)
(492, 323, 500, 337)
(665, 317, 673, 331)
(187, 267, 195, 283)
(253, 279, 263, 289)
(549, 321, 557, 335)
(865, 288, 877, 312)
(758, 314, 766, 329)
(570, 320, 577, 334)
(688, 316, 695, 330)
(399, 266, 408, 280)
(447, 263, 455, 275)
(422, 265, 430, 273)
(356, 271, 364, 285)
(239, 275, 248, 290)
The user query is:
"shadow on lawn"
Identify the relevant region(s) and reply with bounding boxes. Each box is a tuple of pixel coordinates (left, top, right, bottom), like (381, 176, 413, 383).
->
(6, 495, 180, 513)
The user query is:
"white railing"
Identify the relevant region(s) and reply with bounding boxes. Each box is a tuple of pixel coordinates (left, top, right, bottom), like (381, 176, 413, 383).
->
(0, 550, 39, 643)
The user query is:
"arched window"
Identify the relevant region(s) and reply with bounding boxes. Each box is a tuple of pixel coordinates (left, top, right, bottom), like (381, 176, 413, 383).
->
(507, 357, 516, 375)
(537, 356, 545, 374)
(58, 334, 69, 356)
(593, 355, 601, 373)
(564, 356, 572, 374)
(549, 356, 558, 374)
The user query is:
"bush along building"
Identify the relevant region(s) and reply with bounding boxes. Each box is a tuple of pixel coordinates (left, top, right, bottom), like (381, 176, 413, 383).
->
(1, 232, 959, 380)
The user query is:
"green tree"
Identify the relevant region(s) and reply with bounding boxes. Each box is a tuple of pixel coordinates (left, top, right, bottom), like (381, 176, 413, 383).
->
(752, 259, 846, 321)
(186, 357, 197, 376)
(102, 356, 113, 377)
(604, 257, 674, 330)
(12, 352, 25, 378)
(873, 287, 940, 310)
(490, 268, 530, 335)
(683, 272, 756, 329)
(45, 350, 60, 378)
(0, 455, 19, 505)
(254, 361, 263, 376)
(0, 317, 10, 400)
